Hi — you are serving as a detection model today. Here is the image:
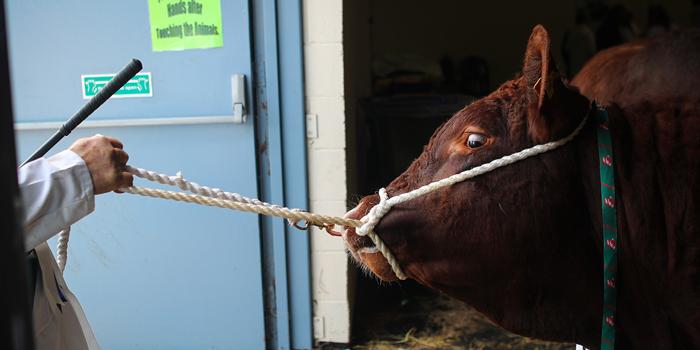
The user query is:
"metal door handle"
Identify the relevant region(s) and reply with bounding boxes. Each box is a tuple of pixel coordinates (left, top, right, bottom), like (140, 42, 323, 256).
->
(231, 74, 246, 123)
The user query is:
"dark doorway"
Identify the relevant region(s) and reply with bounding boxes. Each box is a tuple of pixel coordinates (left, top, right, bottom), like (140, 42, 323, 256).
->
(343, 0, 696, 348)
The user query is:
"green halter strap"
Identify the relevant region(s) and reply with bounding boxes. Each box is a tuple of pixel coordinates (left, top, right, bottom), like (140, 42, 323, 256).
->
(596, 105, 618, 350)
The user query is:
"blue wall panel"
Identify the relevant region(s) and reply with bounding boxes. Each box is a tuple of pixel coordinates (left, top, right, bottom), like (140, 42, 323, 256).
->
(9, 0, 312, 348)
(6, 0, 252, 121)
(276, 0, 313, 348)
(16, 125, 266, 349)
(8, 0, 269, 348)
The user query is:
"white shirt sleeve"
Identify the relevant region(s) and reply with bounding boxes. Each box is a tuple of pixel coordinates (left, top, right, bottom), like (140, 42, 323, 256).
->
(19, 150, 95, 252)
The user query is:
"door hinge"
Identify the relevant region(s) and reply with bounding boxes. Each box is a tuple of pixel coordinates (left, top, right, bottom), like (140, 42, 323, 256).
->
(313, 316, 325, 339)
(306, 114, 318, 140)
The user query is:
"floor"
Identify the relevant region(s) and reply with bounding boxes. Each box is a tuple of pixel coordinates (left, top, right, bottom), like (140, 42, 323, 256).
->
(321, 276, 575, 350)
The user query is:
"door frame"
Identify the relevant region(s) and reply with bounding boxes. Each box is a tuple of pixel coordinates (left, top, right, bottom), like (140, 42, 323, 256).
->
(0, 0, 35, 347)
(252, 0, 312, 349)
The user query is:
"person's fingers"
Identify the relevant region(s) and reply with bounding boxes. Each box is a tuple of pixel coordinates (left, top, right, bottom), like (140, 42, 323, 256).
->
(112, 148, 129, 165)
(120, 171, 134, 187)
(113, 171, 134, 194)
(103, 135, 124, 149)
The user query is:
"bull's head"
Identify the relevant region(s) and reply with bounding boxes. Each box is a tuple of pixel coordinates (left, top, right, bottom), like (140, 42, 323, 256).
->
(344, 25, 601, 343)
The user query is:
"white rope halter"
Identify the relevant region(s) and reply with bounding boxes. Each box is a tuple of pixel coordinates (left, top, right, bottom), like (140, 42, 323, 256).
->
(56, 113, 588, 281)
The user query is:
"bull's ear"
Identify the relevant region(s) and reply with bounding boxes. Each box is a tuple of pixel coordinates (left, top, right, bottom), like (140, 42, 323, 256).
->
(522, 25, 563, 143)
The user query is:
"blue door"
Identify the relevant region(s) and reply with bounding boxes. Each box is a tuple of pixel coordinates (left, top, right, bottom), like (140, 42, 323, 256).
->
(8, 1, 266, 348)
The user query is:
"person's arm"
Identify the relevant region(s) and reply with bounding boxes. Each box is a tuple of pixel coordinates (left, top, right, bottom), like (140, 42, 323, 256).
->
(20, 150, 94, 251)
(19, 135, 133, 251)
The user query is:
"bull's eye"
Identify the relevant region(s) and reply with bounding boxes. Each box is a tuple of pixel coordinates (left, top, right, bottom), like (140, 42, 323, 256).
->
(467, 133, 486, 149)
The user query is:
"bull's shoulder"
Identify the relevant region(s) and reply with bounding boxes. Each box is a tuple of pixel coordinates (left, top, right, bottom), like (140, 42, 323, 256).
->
(572, 29, 700, 107)
(571, 43, 642, 104)
(610, 99, 700, 272)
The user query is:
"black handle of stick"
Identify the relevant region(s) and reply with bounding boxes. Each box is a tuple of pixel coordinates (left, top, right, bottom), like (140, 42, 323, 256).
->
(20, 59, 143, 167)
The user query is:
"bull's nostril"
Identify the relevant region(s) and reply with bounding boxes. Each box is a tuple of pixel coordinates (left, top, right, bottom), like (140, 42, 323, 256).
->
(353, 235, 376, 249)
(358, 246, 378, 254)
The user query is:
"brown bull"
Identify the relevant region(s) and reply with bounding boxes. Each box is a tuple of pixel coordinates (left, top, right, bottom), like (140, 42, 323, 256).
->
(344, 26, 699, 349)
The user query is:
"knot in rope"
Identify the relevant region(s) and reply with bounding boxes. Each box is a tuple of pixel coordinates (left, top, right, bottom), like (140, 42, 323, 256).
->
(357, 188, 392, 236)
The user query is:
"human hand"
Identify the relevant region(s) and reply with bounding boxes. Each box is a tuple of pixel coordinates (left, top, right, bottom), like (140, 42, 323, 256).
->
(69, 134, 133, 194)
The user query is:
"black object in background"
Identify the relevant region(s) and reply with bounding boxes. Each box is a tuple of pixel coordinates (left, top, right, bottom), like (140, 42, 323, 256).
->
(0, 0, 35, 348)
(20, 58, 142, 167)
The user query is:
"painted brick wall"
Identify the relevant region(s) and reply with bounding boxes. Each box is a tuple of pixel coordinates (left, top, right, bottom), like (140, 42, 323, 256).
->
(302, 0, 351, 344)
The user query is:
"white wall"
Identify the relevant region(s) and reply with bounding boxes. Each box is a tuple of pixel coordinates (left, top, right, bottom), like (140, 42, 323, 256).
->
(302, 0, 351, 344)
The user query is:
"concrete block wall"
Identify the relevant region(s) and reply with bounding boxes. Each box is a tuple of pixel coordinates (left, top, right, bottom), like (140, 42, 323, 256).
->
(302, 0, 351, 344)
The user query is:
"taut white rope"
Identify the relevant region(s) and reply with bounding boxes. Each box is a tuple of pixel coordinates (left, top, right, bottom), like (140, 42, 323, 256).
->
(121, 186, 360, 229)
(54, 168, 363, 271)
(122, 166, 408, 278)
(56, 113, 588, 280)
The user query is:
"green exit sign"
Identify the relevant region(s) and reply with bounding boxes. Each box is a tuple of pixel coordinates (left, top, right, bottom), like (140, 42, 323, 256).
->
(81, 72, 152, 99)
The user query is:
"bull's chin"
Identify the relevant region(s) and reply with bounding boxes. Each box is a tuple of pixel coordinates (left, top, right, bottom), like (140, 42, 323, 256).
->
(355, 251, 400, 282)
(342, 222, 400, 281)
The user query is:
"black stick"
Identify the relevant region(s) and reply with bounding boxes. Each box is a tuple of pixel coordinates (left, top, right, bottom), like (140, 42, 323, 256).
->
(20, 58, 143, 167)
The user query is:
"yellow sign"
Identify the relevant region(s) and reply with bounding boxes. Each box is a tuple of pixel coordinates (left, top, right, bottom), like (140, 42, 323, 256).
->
(148, 0, 223, 52)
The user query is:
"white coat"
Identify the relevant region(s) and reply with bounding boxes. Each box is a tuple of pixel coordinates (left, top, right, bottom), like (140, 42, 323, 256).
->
(19, 150, 100, 350)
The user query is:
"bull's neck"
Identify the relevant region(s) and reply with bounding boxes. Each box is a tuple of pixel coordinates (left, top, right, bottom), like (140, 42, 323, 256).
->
(468, 111, 604, 347)
(514, 114, 604, 345)
(490, 104, 605, 345)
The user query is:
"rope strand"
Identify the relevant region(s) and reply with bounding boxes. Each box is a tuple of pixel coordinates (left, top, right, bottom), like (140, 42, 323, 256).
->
(121, 186, 361, 228)
(56, 227, 70, 272)
(122, 168, 407, 280)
